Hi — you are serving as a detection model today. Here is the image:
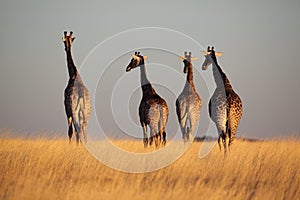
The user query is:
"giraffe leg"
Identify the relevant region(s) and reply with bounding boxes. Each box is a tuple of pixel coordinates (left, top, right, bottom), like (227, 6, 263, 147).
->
(226, 118, 231, 153)
(227, 128, 232, 153)
(184, 117, 189, 143)
(216, 127, 223, 151)
(158, 118, 167, 147)
(74, 124, 80, 144)
(218, 135, 222, 151)
(155, 133, 160, 149)
(162, 130, 166, 146)
(228, 125, 234, 151)
(83, 121, 88, 143)
(73, 97, 84, 144)
(227, 114, 239, 153)
(73, 117, 81, 144)
(180, 114, 188, 143)
(157, 127, 164, 148)
(158, 107, 167, 147)
(157, 120, 162, 148)
(180, 126, 186, 142)
(186, 117, 191, 142)
(222, 134, 227, 155)
(226, 136, 230, 154)
(187, 115, 197, 143)
(149, 127, 153, 146)
(177, 108, 187, 142)
(186, 127, 190, 143)
(228, 138, 232, 153)
(83, 123, 87, 143)
(68, 117, 73, 144)
(141, 122, 148, 147)
(79, 110, 86, 143)
(154, 135, 159, 148)
(157, 131, 161, 148)
(149, 127, 158, 148)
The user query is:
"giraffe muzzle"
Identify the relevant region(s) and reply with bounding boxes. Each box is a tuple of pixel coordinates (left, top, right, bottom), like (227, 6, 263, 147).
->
(202, 64, 209, 70)
(126, 66, 132, 72)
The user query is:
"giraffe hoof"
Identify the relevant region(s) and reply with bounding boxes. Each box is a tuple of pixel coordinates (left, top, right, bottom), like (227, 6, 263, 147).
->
(143, 138, 148, 147)
(149, 137, 154, 146)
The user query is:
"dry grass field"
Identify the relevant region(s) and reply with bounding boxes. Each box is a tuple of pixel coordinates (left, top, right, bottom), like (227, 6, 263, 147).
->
(0, 137, 299, 200)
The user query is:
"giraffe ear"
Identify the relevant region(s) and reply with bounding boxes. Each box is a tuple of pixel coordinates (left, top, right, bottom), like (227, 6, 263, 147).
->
(132, 54, 139, 59)
(215, 52, 223, 57)
(72, 37, 75, 42)
(201, 51, 210, 55)
(143, 55, 148, 60)
(179, 56, 185, 61)
(191, 57, 198, 61)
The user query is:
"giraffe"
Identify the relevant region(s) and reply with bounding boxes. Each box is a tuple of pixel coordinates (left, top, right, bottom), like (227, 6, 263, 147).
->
(62, 31, 91, 144)
(126, 52, 169, 148)
(201, 46, 242, 154)
(176, 52, 202, 142)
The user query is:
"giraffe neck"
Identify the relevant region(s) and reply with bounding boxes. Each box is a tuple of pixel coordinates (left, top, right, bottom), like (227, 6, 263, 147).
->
(212, 63, 232, 90)
(65, 48, 78, 79)
(185, 64, 195, 88)
(140, 64, 156, 96)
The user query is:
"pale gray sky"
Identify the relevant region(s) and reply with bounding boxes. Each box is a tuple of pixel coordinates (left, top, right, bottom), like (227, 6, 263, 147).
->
(0, 0, 299, 139)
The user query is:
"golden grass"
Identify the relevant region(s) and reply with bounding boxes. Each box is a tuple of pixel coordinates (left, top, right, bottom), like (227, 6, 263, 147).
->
(0, 138, 299, 200)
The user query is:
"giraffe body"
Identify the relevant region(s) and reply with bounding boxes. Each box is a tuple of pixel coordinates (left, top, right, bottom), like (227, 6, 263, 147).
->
(176, 52, 202, 142)
(126, 52, 168, 148)
(202, 47, 242, 154)
(139, 91, 168, 146)
(62, 31, 91, 144)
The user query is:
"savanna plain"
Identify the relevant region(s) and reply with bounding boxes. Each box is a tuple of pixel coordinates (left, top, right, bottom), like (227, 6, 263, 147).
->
(0, 134, 299, 200)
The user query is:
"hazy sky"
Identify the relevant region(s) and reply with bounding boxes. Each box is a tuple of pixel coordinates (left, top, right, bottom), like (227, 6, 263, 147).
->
(0, 0, 299, 139)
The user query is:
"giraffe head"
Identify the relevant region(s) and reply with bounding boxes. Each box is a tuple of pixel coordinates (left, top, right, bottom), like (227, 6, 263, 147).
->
(62, 31, 75, 50)
(180, 51, 198, 73)
(126, 52, 148, 72)
(201, 46, 222, 70)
